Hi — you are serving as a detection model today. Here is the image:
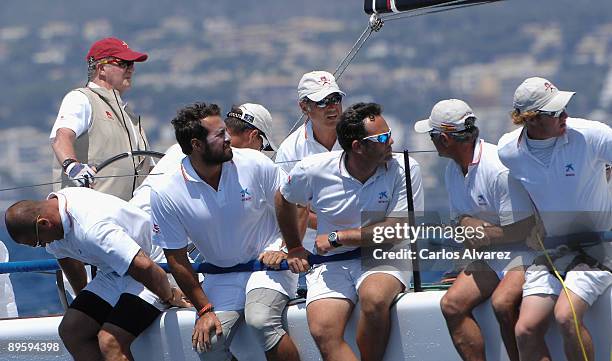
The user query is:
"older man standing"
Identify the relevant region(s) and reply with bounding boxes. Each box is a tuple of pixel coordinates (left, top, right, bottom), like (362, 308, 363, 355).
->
(498, 77, 612, 361)
(50, 37, 152, 200)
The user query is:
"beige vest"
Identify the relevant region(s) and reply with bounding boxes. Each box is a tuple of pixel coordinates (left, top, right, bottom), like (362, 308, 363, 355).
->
(52, 87, 151, 200)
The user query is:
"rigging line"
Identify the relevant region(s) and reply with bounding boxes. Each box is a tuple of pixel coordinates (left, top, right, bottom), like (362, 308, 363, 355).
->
(0, 149, 440, 192)
(282, 22, 377, 144)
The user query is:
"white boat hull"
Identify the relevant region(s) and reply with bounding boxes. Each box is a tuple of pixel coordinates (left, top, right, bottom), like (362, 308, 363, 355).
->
(0, 289, 610, 360)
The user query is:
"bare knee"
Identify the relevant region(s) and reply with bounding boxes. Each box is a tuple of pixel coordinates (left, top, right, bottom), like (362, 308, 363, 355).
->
(515, 317, 547, 343)
(360, 288, 392, 317)
(554, 305, 580, 335)
(98, 328, 133, 358)
(491, 293, 519, 320)
(440, 293, 470, 321)
(59, 316, 90, 348)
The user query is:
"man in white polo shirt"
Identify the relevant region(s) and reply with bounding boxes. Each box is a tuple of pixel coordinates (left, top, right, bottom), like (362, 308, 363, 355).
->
(414, 99, 536, 361)
(498, 77, 612, 361)
(276, 71, 345, 249)
(4, 187, 189, 361)
(276, 102, 424, 361)
(150, 102, 300, 361)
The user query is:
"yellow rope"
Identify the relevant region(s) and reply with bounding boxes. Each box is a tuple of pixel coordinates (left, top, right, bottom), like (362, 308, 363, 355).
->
(535, 233, 590, 361)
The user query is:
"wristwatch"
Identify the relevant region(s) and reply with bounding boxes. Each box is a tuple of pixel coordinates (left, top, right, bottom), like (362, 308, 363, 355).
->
(62, 158, 78, 171)
(328, 231, 342, 248)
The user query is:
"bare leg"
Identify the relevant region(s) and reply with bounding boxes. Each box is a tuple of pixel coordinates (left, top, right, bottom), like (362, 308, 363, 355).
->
(58, 308, 103, 361)
(490, 268, 525, 361)
(554, 289, 593, 361)
(440, 262, 499, 361)
(265, 333, 301, 361)
(356, 273, 404, 361)
(307, 298, 356, 361)
(98, 323, 136, 361)
(515, 295, 556, 361)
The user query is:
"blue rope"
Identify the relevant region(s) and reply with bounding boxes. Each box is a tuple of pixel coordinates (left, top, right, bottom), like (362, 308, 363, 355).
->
(0, 248, 362, 275)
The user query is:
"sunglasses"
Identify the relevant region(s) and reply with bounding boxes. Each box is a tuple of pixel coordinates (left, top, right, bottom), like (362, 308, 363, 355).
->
(537, 108, 566, 118)
(363, 129, 392, 144)
(99, 58, 135, 69)
(312, 93, 343, 108)
(34, 215, 43, 248)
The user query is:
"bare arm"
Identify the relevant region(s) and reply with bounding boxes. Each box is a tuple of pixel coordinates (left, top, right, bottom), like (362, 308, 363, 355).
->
(460, 215, 536, 247)
(163, 247, 209, 309)
(275, 190, 310, 273)
(57, 258, 87, 295)
(127, 250, 174, 301)
(51, 128, 78, 164)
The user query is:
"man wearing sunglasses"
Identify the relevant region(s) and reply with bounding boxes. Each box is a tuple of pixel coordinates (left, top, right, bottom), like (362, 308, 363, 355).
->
(415, 99, 537, 361)
(50, 37, 152, 201)
(498, 77, 612, 361)
(4, 187, 191, 361)
(276, 102, 424, 361)
(276, 70, 346, 255)
(225, 103, 278, 152)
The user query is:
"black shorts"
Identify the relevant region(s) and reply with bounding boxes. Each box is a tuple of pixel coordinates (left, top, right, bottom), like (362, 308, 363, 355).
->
(70, 291, 162, 337)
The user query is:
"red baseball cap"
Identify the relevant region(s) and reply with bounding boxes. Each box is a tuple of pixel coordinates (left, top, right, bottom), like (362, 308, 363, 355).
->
(86, 37, 148, 62)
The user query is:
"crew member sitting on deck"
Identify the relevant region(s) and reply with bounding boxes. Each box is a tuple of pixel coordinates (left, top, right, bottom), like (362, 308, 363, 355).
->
(150, 102, 301, 361)
(414, 99, 536, 361)
(276, 102, 424, 361)
(4, 187, 190, 361)
(498, 77, 612, 361)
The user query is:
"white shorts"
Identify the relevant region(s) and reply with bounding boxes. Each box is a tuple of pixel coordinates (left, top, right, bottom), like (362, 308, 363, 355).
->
(246, 237, 298, 298)
(486, 252, 536, 280)
(84, 271, 165, 311)
(523, 260, 612, 306)
(305, 258, 411, 306)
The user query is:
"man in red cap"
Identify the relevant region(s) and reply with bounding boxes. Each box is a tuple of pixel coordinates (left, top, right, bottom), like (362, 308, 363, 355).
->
(50, 37, 153, 201)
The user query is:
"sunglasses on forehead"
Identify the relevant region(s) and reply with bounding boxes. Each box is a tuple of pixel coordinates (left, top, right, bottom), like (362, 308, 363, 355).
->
(362, 129, 392, 144)
(312, 93, 343, 108)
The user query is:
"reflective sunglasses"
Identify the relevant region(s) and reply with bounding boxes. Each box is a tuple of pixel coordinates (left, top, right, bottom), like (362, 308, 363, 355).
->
(99, 58, 135, 69)
(312, 93, 343, 108)
(537, 108, 566, 118)
(34, 215, 43, 248)
(363, 129, 392, 144)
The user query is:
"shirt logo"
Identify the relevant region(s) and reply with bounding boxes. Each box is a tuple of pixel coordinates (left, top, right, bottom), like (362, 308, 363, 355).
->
(152, 224, 161, 234)
(287, 175, 291, 184)
(565, 163, 575, 176)
(240, 188, 252, 201)
(378, 191, 389, 203)
(477, 195, 487, 206)
(105, 111, 114, 120)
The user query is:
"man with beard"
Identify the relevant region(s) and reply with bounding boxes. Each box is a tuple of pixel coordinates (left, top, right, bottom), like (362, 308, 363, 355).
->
(275, 70, 345, 251)
(150, 102, 300, 361)
(498, 77, 612, 361)
(276, 102, 424, 361)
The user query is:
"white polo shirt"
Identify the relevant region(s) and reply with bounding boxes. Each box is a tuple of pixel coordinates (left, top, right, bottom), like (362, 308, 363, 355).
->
(151, 148, 284, 267)
(280, 150, 424, 255)
(498, 118, 612, 268)
(130, 143, 185, 214)
(49, 82, 139, 141)
(45, 187, 151, 277)
(275, 121, 342, 174)
(446, 139, 533, 226)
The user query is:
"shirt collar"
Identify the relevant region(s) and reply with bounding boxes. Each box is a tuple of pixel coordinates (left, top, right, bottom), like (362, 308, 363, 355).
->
(469, 138, 484, 166)
(48, 192, 72, 237)
(88, 81, 127, 107)
(338, 151, 386, 184)
(517, 126, 569, 151)
(181, 156, 232, 184)
(304, 121, 342, 150)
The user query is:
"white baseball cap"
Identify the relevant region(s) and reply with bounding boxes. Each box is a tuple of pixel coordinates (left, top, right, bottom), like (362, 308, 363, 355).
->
(414, 99, 477, 133)
(513, 77, 575, 113)
(231, 103, 278, 151)
(297, 70, 345, 102)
